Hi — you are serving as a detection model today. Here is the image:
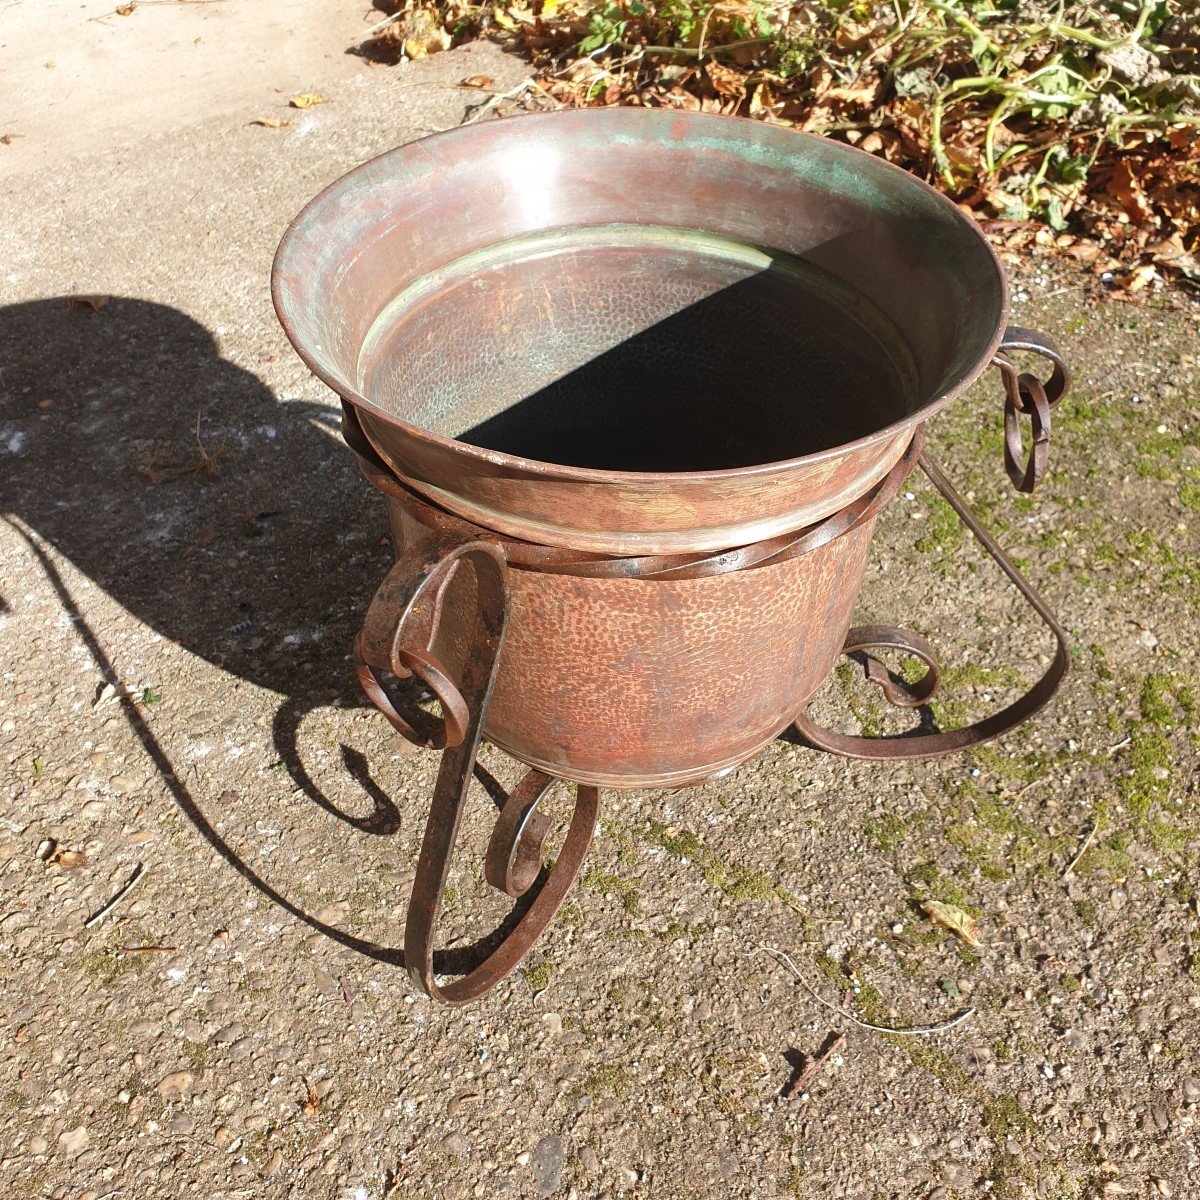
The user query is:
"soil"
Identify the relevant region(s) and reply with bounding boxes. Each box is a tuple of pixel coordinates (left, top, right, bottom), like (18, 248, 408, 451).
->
(1, 23, 1199, 1200)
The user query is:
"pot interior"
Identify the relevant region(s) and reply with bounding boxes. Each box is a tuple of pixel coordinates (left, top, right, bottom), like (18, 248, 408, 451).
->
(275, 109, 1005, 482)
(357, 226, 918, 473)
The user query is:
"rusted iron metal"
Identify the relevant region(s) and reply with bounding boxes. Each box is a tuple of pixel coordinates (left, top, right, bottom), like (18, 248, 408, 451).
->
(790, 452, 1072, 760)
(273, 109, 1073, 1004)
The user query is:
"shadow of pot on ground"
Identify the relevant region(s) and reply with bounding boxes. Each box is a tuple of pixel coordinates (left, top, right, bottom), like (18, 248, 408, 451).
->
(0, 296, 421, 961)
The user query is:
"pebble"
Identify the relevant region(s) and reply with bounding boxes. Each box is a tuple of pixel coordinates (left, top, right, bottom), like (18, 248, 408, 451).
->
(109, 774, 137, 794)
(264, 1149, 283, 1178)
(314, 900, 349, 925)
(928, 1190, 948, 1200)
(447, 1091, 481, 1117)
(443, 1133, 468, 1159)
(57, 1127, 89, 1158)
(579, 1146, 600, 1175)
(212, 1022, 243, 1044)
(530, 1135, 565, 1195)
(28, 1136, 48, 1156)
(1150, 1104, 1170, 1131)
(157, 1070, 194, 1100)
(1182, 1077, 1200, 1104)
(313, 968, 341, 997)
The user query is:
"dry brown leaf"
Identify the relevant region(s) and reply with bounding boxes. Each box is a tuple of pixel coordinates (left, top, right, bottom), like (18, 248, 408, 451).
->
(706, 61, 746, 102)
(461, 75, 495, 88)
(748, 81, 774, 117)
(252, 116, 293, 129)
(0, 133, 23, 145)
(43, 842, 88, 870)
(404, 30, 452, 59)
(1123, 263, 1159, 292)
(68, 295, 109, 312)
(301, 1077, 321, 1117)
(823, 81, 878, 105)
(289, 93, 328, 109)
(94, 681, 136, 710)
(116, 1, 137, 13)
(921, 899, 982, 947)
(1107, 160, 1154, 225)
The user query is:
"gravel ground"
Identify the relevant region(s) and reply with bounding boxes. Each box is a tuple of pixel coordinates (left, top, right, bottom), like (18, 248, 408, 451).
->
(2, 40, 1199, 1200)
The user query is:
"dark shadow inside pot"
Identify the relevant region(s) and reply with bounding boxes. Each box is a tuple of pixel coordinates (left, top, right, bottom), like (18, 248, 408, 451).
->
(359, 236, 919, 472)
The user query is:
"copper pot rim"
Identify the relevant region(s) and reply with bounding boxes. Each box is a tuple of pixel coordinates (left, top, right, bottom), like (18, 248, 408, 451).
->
(272, 107, 1010, 486)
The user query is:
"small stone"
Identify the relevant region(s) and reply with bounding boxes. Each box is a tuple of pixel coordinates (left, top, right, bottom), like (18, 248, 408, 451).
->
(264, 1149, 283, 1178)
(1152, 1178, 1171, 1197)
(447, 1091, 480, 1117)
(530, 1135, 565, 1195)
(313, 968, 341, 998)
(443, 1133, 468, 1159)
(314, 900, 349, 925)
(1181, 1076, 1200, 1104)
(109, 774, 137, 794)
(1150, 1104, 1170, 1132)
(80, 800, 106, 818)
(579, 1146, 600, 1175)
(214, 1126, 234, 1150)
(57, 1127, 89, 1158)
(516, 1151, 531, 1167)
(928, 1190, 949, 1200)
(212, 1023, 243, 1044)
(28, 1135, 48, 1156)
(157, 1070, 194, 1100)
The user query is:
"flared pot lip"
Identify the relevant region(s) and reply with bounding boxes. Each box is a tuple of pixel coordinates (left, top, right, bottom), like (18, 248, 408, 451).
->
(272, 107, 1009, 486)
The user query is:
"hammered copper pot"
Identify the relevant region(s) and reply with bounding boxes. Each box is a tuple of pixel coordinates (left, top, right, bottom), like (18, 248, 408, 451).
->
(272, 108, 1071, 1003)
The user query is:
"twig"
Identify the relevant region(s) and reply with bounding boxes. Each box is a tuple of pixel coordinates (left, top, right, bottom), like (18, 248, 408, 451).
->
(614, 36, 770, 59)
(1062, 824, 1096, 878)
(1108, 735, 1132, 755)
(758, 945, 976, 1036)
(1000, 776, 1047, 800)
(784, 1031, 845, 1099)
(84, 863, 145, 927)
(357, 9, 404, 40)
(121, 944, 176, 955)
(459, 77, 538, 126)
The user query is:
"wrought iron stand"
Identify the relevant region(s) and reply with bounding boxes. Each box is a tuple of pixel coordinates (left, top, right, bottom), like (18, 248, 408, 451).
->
(348, 329, 1070, 1004)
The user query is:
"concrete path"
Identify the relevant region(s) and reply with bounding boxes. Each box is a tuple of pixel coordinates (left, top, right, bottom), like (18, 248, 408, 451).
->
(1, 21, 1199, 1200)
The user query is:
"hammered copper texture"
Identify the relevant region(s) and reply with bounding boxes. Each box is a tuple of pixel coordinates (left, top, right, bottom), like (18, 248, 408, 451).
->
(274, 108, 1009, 555)
(389, 500, 876, 787)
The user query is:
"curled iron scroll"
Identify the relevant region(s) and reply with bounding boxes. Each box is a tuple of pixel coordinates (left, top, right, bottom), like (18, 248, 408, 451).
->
(992, 325, 1070, 493)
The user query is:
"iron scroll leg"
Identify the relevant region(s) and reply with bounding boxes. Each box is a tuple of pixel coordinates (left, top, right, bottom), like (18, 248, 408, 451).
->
(792, 452, 1070, 761)
(355, 532, 599, 1004)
